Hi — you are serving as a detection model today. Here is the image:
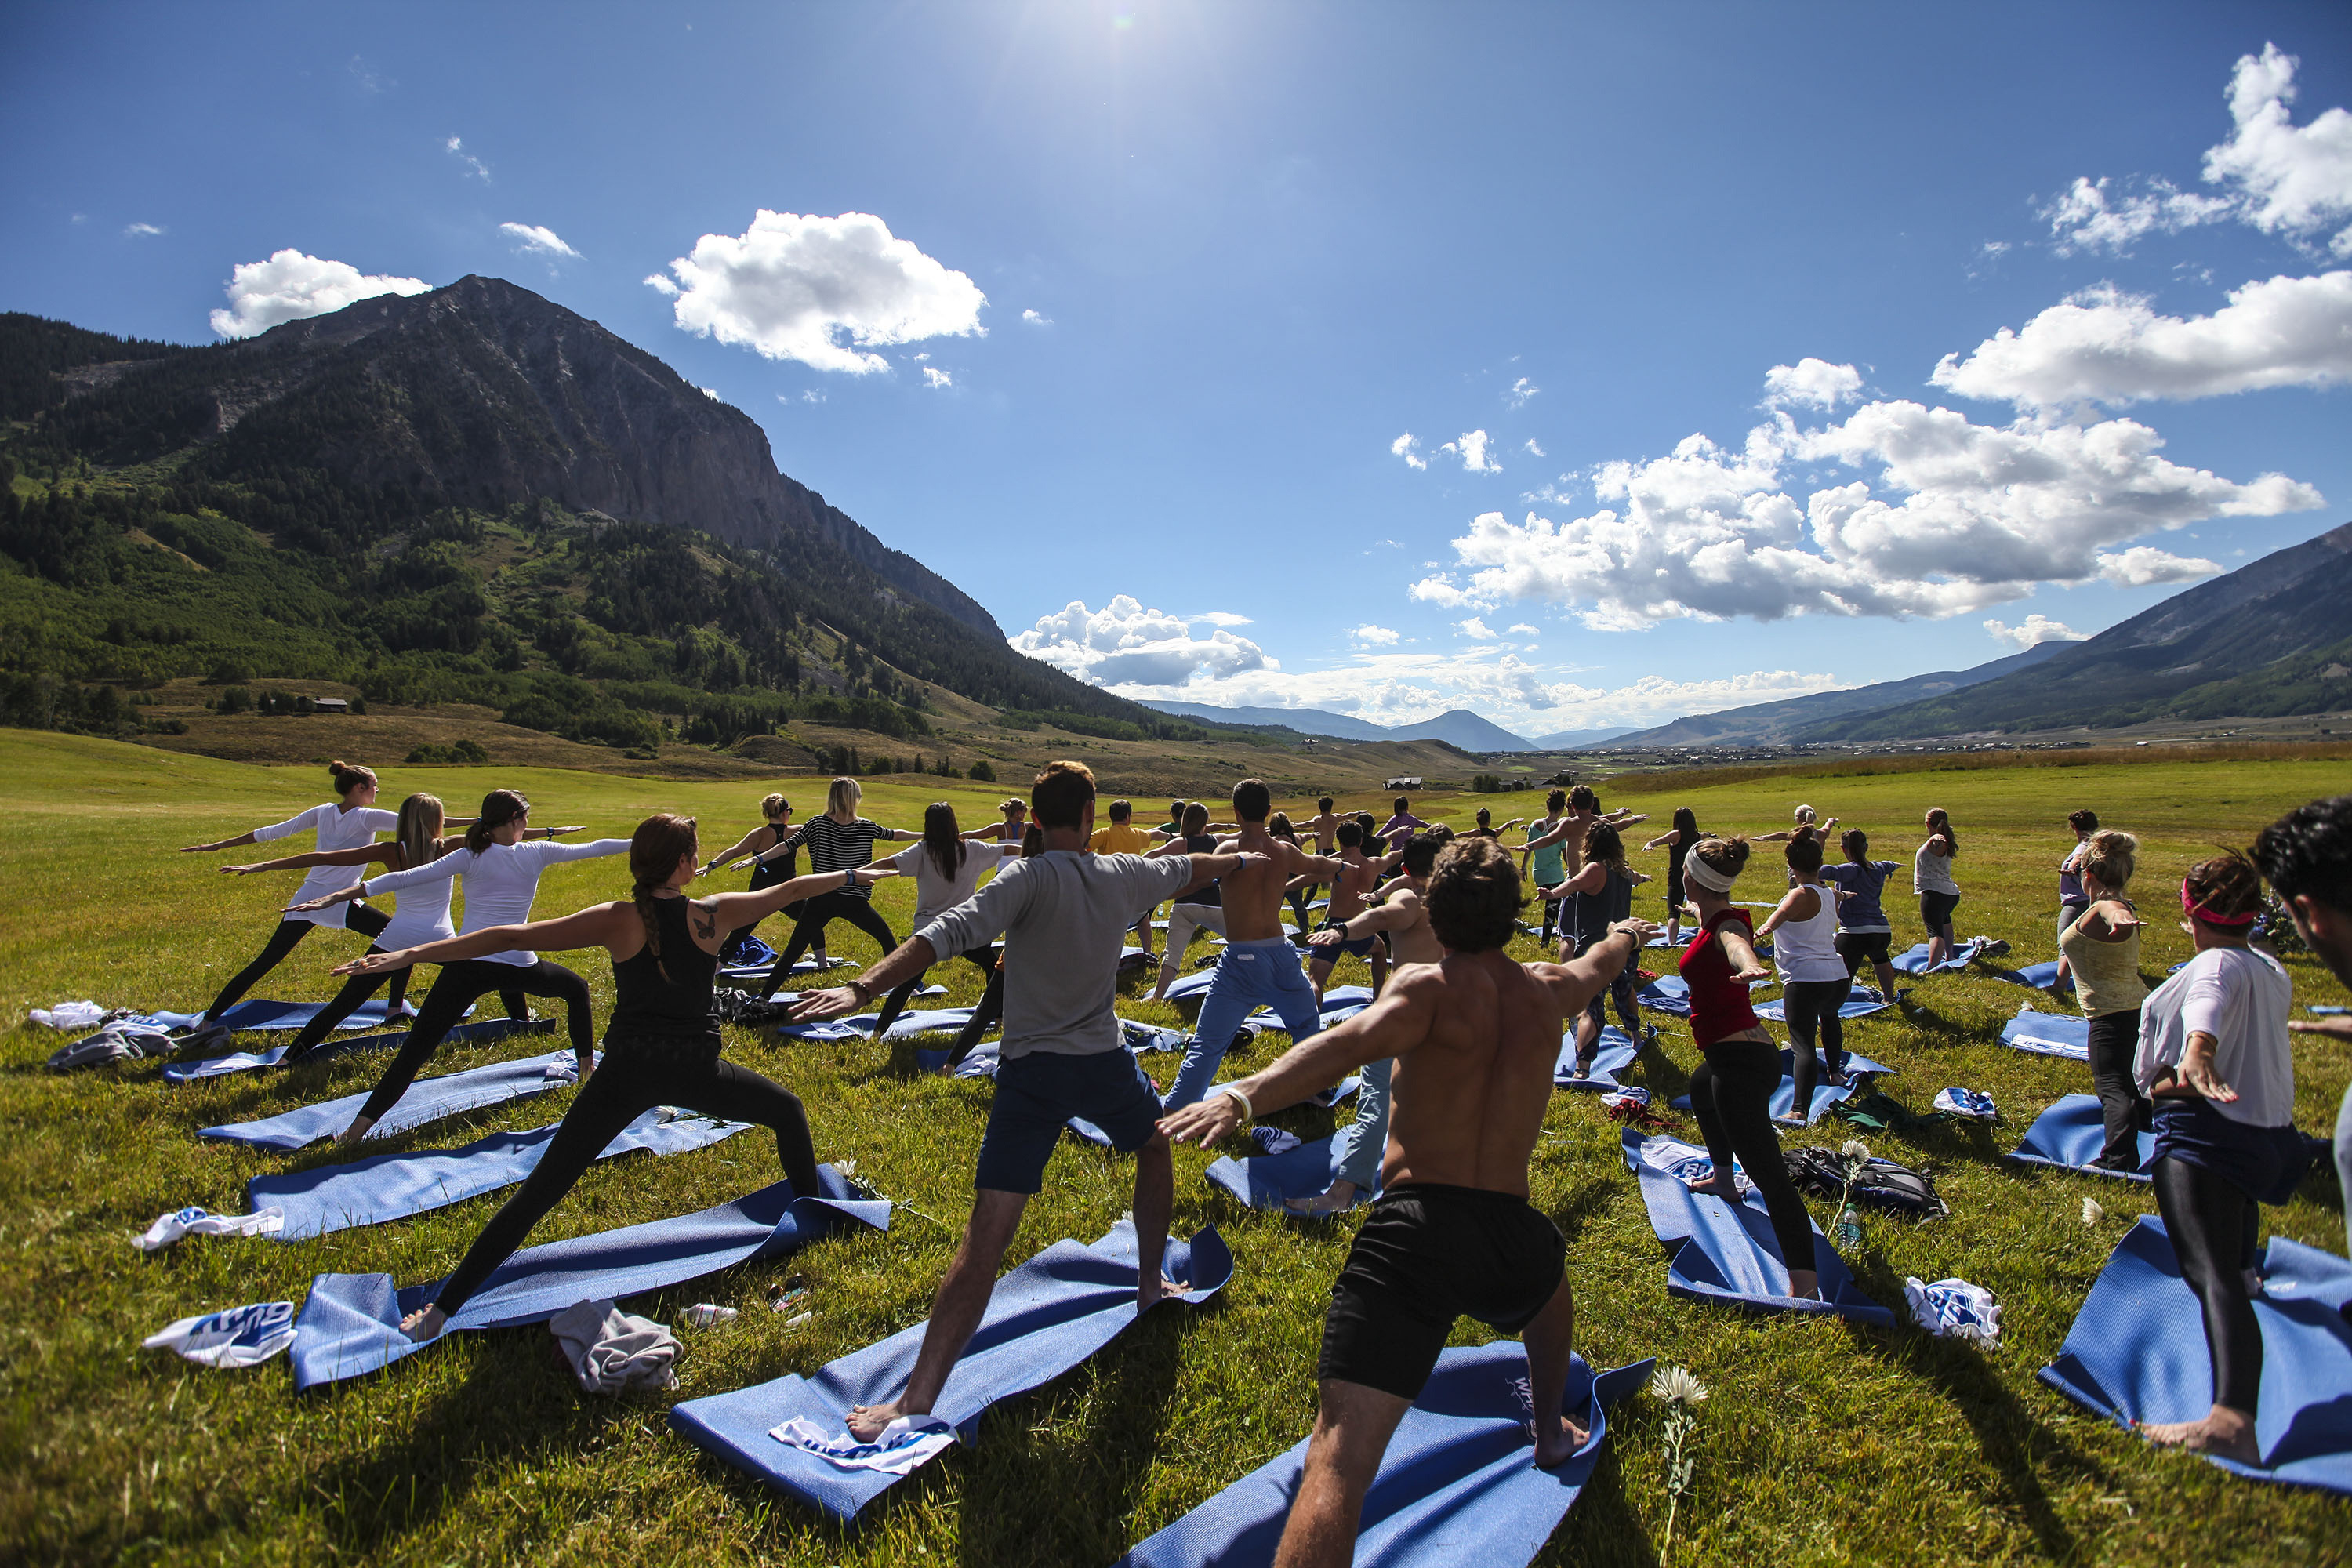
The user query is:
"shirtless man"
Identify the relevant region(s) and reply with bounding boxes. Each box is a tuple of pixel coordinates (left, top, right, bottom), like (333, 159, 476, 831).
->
(1303, 822, 1386, 1004)
(787, 761, 1262, 1441)
(1288, 833, 1447, 1214)
(1160, 778, 1345, 1109)
(1522, 786, 1647, 883)
(1295, 796, 1342, 856)
(1162, 838, 1653, 1566)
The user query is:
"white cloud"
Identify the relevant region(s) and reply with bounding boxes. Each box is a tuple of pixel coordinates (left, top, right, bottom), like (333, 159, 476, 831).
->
(445, 136, 491, 183)
(1409, 387, 2317, 629)
(499, 222, 579, 260)
(1763, 358, 1863, 410)
(1348, 624, 1399, 645)
(1457, 617, 1497, 640)
(2042, 176, 2232, 255)
(1390, 432, 1428, 470)
(644, 272, 678, 296)
(1507, 623, 1538, 636)
(1022, 307, 1052, 325)
(1192, 612, 1254, 627)
(1507, 376, 1539, 408)
(122, 222, 164, 238)
(923, 365, 953, 389)
(209, 249, 432, 339)
(1984, 613, 2088, 652)
(2095, 544, 2223, 586)
(1439, 430, 1501, 473)
(652, 210, 986, 374)
(1933, 272, 2352, 410)
(1011, 598, 1271, 688)
(1523, 438, 1546, 457)
(2204, 44, 2352, 256)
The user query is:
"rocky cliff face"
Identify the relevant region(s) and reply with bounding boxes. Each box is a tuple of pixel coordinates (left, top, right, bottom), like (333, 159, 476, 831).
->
(74, 276, 1002, 638)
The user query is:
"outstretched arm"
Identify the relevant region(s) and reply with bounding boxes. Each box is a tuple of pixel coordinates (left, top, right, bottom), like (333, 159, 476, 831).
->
(704, 823, 777, 871)
(1160, 970, 1447, 1144)
(1753, 887, 1811, 939)
(1171, 849, 1269, 902)
(697, 866, 894, 931)
(1715, 920, 1770, 982)
(221, 841, 403, 876)
(332, 904, 635, 975)
(1530, 924, 1652, 1014)
(1642, 829, 1679, 851)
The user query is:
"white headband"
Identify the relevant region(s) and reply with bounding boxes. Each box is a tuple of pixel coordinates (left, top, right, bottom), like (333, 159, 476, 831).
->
(1682, 854, 1738, 895)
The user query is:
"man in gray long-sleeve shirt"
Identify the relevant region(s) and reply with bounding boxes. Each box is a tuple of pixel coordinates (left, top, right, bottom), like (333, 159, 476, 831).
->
(787, 760, 1258, 1439)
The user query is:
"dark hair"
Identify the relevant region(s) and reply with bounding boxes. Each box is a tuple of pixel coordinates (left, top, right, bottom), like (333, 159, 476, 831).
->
(1786, 835, 1824, 875)
(328, 759, 377, 797)
(1233, 778, 1272, 823)
(1355, 811, 1377, 833)
(1182, 801, 1210, 836)
(1426, 837, 1523, 953)
(1338, 821, 1363, 849)
(1399, 834, 1442, 877)
(1269, 811, 1298, 844)
(1169, 800, 1185, 818)
(1569, 786, 1599, 813)
(1021, 822, 1045, 857)
(1672, 806, 1699, 842)
(1475, 808, 1492, 825)
(923, 801, 967, 883)
(1394, 796, 1411, 814)
(630, 813, 698, 982)
(1109, 798, 1132, 822)
(1547, 789, 1567, 812)
(1926, 807, 1959, 859)
(466, 789, 529, 854)
(2069, 808, 2100, 834)
(394, 793, 445, 871)
(2252, 796, 2352, 913)
(1318, 796, 1334, 811)
(1584, 822, 1627, 875)
(1841, 827, 1870, 862)
(1031, 761, 1096, 830)
(2184, 849, 2264, 925)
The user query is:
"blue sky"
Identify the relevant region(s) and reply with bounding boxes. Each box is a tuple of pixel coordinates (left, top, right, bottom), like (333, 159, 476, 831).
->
(5, 2, 2349, 738)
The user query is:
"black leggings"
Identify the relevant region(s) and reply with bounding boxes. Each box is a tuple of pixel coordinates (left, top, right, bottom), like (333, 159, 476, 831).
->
(2152, 1156, 2263, 1413)
(1287, 886, 1312, 931)
(205, 906, 395, 1022)
(1688, 1038, 1817, 1275)
(1573, 939, 1640, 1065)
(285, 960, 530, 1063)
(1537, 880, 1566, 944)
(1782, 979, 1849, 1119)
(430, 1032, 820, 1318)
(760, 891, 897, 999)
(946, 963, 1007, 1066)
(357, 958, 593, 1125)
(873, 945, 1000, 1035)
(2087, 1009, 2150, 1170)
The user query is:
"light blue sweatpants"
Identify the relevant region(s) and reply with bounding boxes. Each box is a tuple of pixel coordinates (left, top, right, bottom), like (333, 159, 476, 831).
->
(1163, 936, 1323, 1109)
(1331, 1055, 1393, 1191)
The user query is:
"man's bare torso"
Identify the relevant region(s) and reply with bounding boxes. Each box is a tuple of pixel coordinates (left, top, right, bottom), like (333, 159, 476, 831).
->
(1326, 848, 1380, 924)
(1383, 951, 1574, 1196)
(1222, 824, 1326, 941)
(1374, 884, 1442, 967)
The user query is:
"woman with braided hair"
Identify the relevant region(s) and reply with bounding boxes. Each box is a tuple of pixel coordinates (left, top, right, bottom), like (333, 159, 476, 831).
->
(330, 813, 893, 1344)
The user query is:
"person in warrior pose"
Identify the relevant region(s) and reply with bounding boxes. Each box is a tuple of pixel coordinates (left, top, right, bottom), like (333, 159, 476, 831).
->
(743, 777, 917, 1000)
(2252, 793, 2352, 1273)
(1543, 821, 1646, 1078)
(2059, 829, 2148, 1171)
(1754, 804, 1838, 844)
(1160, 780, 1347, 1109)
(181, 760, 423, 1023)
(1302, 822, 1385, 1004)
(1150, 802, 1232, 1002)
(218, 793, 543, 1060)
(870, 802, 1020, 1038)
(338, 815, 887, 1343)
(702, 793, 826, 969)
(1823, 829, 1902, 1004)
(1160, 837, 1652, 1567)
(782, 761, 1261, 1440)
(1526, 790, 1574, 946)
(1374, 796, 1428, 855)
(1286, 833, 1450, 1215)
(1464, 807, 1526, 842)
(1915, 808, 1962, 968)
(1754, 833, 1848, 1125)
(1092, 799, 1163, 960)
(1523, 787, 1647, 902)
(290, 789, 626, 1145)
(1644, 807, 1702, 946)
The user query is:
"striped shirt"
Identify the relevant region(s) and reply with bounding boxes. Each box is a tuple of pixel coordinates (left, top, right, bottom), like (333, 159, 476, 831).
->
(779, 815, 902, 901)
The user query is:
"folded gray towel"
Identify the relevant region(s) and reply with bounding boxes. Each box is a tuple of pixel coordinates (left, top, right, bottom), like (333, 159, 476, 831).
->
(549, 1298, 679, 1395)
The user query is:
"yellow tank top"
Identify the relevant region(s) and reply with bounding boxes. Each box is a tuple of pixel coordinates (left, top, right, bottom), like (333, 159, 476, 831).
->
(2060, 902, 2146, 1018)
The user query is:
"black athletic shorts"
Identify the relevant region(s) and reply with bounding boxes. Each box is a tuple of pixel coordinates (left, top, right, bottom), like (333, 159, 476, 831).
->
(1836, 931, 1892, 967)
(1919, 890, 1961, 931)
(1317, 1182, 1566, 1401)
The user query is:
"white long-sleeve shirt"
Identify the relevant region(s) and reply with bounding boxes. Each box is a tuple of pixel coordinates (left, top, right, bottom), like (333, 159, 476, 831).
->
(362, 837, 629, 966)
(256, 803, 399, 929)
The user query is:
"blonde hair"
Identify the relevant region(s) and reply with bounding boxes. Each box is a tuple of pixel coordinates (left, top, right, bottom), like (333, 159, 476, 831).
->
(1793, 804, 1817, 825)
(394, 793, 445, 871)
(760, 793, 789, 820)
(2082, 829, 2138, 890)
(825, 776, 862, 818)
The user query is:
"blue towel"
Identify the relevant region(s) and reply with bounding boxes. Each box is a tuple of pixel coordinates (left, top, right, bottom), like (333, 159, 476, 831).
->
(2041, 1217, 2352, 1495)
(1621, 1131, 1895, 1324)
(1990, 960, 2072, 990)
(198, 1047, 591, 1150)
(1553, 1026, 1642, 1092)
(1754, 986, 1900, 1022)
(1637, 975, 1692, 1016)
(1116, 1346, 1653, 1567)
(162, 1014, 544, 1084)
(2007, 1094, 2153, 1181)
(290, 1167, 885, 1390)
(668, 1221, 1232, 1523)
(250, 1111, 750, 1241)
(2000, 1007, 2091, 1062)
(1892, 938, 1987, 975)
(1204, 1133, 1375, 1214)
(1668, 1049, 1895, 1125)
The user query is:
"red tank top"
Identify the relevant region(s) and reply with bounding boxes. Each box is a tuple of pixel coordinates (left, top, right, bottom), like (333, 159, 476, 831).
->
(1679, 909, 1760, 1047)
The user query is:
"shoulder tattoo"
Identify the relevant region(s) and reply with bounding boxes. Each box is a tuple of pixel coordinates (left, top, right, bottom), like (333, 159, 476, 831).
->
(689, 902, 718, 940)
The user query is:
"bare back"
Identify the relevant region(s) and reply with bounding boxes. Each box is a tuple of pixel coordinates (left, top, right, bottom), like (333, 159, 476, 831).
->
(1325, 849, 1381, 924)
(1375, 885, 1443, 967)
(1380, 951, 1573, 1196)
(1223, 824, 1327, 940)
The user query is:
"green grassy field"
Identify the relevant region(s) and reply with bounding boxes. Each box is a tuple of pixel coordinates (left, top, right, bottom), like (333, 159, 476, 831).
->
(2, 730, 2346, 1566)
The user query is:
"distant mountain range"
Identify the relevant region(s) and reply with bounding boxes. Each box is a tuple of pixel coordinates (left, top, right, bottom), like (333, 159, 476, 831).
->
(1138, 700, 1633, 753)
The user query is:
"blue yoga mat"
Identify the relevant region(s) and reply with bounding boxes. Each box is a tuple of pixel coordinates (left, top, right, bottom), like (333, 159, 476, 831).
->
(1204, 1132, 1375, 1214)
(143, 998, 392, 1033)
(1116, 1346, 1654, 1568)
(1668, 1049, 1895, 1125)
(1893, 938, 1987, 975)
(198, 1047, 592, 1150)
(2041, 1217, 2352, 1495)
(669, 1220, 1233, 1523)
(1754, 985, 1901, 1023)
(1991, 960, 2071, 991)
(250, 1110, 750, 1241)
(2007, 1093, 2152, 1181)
(1637, 976, 1692, 1017)
(1622, 1131, 1894, 1324)
(2002, 1007, 2091, 1062)
(1553, 1026, 1641, 1092)
(162, 1014, 544, 1084)
(291, 1167, 886, 1390)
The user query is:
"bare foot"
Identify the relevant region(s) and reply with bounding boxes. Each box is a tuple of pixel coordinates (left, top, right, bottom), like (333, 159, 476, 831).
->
(336, 1116, 376, 1149)
(1686, 1175, 1741, 1201)
(846, 1399, 907, 1442)
(1787, 1268, 1820, 1301)
(399, 1305, 446, 1342)
(1283, 1180, 1359, 1216)
(2143, 1406, 2259, 1465)
(1136, 1273, 1189, 1310)
(1533, 1413, 1591, 1468)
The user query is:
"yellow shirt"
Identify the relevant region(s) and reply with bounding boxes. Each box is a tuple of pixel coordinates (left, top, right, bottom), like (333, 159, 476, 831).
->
(1091, 822, 1154, 855)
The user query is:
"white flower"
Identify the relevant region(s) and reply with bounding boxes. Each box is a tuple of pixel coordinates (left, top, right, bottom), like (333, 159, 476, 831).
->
(1652, 1364, 1709, 1406)
(2081, 1197, 2105, 1226)
(1840, 1139, 1870, 1163)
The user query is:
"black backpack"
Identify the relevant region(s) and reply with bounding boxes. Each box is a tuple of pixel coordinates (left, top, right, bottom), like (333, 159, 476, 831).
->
(1783, 1146, 1948, 1218)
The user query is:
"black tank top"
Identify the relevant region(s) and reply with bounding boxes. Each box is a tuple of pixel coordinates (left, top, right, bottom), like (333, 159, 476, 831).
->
(1180, 833, 1222, 906)
(609, 895, 721, 1039)
(749, 828, 800, 891)
(1570, 868, 1632, 951)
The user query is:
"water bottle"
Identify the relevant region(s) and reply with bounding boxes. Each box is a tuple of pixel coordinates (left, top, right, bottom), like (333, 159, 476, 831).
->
(684, 1303, 739, 1327)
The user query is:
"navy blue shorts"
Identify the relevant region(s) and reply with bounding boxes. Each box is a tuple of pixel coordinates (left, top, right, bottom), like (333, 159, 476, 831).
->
(1313, 920, 1377, 960)
(2151, 1098, 2312, 1207)
(975, 1048, 1164, 1194)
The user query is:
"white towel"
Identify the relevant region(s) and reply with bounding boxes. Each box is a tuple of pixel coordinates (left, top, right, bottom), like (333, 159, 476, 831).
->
(1904, 1277, 2001, 1343)
(1932, 1087, 1998, 1120)
(31, 1000, 109, 1030)
(1250, 1126, 1303, 1156)
(768, 1414, 956, 1475)
(549, 1298, 679, 1395)
(143, 1301, 297, 1368)
(134, 1206, 286, 1253)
